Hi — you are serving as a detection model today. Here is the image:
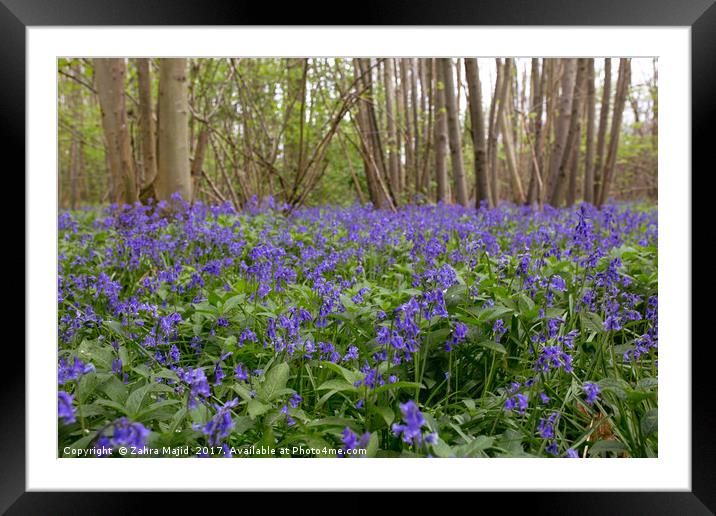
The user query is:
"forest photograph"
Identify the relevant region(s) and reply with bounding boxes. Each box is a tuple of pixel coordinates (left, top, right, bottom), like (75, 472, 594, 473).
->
(57, 56, 658, 459)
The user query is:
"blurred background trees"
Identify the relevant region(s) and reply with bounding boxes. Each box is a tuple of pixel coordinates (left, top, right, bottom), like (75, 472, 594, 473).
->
(57, 57, 657, 210)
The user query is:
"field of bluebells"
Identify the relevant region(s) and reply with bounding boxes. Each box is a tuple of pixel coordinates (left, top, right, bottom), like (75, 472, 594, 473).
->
(58, 196, 658, 458)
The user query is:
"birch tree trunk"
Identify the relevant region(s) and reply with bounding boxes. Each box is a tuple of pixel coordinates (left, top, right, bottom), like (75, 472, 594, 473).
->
(156, 58, 192, 202)
(439, 58, 468, 207)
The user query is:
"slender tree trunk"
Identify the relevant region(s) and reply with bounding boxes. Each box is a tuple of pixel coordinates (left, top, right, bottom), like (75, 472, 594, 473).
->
(353, 59, 393, 209)
(593, 58, 612, 202)
(68, 61, 83, 209)
(434, 59, 449, 204)
(550, 58, 584, 206)
(566, 58, 587, 206)
(545, 58, 577, 204)
(439, 58, 468, 207)
(419, 60, 434, 195)
(399, 59, 414, 194)
(156, 58, 192, 202)
(135, 58, 158, 196)
(464, 58, 490, 208)
(410, 59, 420, 193)
(497, 59, 525, 204)
(284, 58, 307, 180)
(94, 58, 137, 205)
(527, 58, 545, 206)
(540, 58, 557, 204)
(487, 59, 504, 206)
(383, 58, 400, 197)
(191, 128, 209, 201)
(583, 58, 597, 204)
(597, 58, 631, 207)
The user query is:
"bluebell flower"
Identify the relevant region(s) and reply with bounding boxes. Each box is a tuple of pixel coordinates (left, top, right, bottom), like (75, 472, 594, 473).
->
(58, 357, 95, 385)
(392, 400, 427, 446)
(493, 319, 507, 342)
(58, 391, 75, 424)
(546, 441, 559, 455)
(194, 398, 238, 446)
(583, 382, 601, 405)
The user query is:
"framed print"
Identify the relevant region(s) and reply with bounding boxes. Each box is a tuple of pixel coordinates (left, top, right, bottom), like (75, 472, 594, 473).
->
(7, 0, 712, 512)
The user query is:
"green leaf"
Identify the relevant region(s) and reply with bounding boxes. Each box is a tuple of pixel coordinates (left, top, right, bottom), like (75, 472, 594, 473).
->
(431, 438, 454, 458)
(316, 379, 358, 392)
(222, 294, 246, 314)
(636, 377, 658, 391)
(475, 340, 507, 354)
(581, 312, 604, 333)
(444, 284, 469, 308)
(588, 439, 628, 457)
(371, 381, 424, 396)
(372, 405, 395, 427)
(626, 390, 656, 406)
(597, 377, 629, 400)
(320, 361, 364, 386)
(231, 383, 255, 402)
(98, 375, 129, 404)
(640, 408, 658, 437)
(455, 435, 494, 457)
(259, 362, 290, 401)
(76, 339, 114, 370)
(247, 399, 271, 419)
(126, 382, 172, 417)
(365, 432, 380, 458)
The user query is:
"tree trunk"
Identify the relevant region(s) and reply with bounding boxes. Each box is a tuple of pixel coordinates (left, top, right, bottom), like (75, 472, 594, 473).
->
(497, 59, 526, 205)
(418, 59, 434, 195)
(434, 59, 449, 204)
(68, 61, 83, 209)
(583, 58, 596, 204)
(353, 59, 393, 209)
(545, 58, 577, 203)
(487, 59, 504, 206)
(410, 58, 420, 192)
(94, 58, 137, 205)
(566, 58, 587, 206)
(156, 58, 192, 202)
(593, 58, 612, 202)
(439, 58, 468, 207)
(464, 58, 490, 208)
(399, 59, 414, 194)
(383, 58, 401, 197)
(550, 58, 584, 206)
(135, 58, 158, 195)
(527, 58, 545, 206)
(597, 58, 631, 207)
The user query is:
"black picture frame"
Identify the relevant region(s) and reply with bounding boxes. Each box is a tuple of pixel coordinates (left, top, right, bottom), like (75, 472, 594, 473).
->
(6, 0, 710, 513)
